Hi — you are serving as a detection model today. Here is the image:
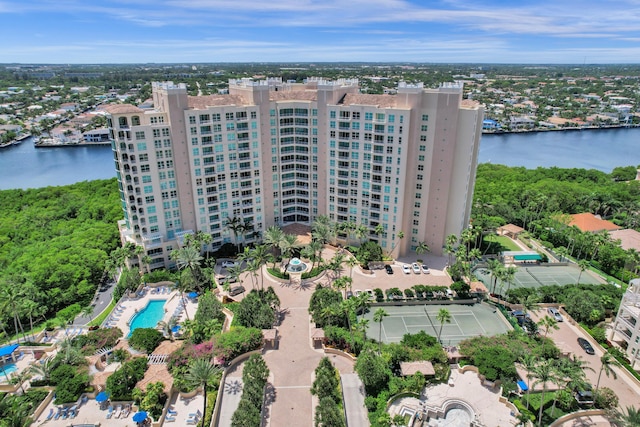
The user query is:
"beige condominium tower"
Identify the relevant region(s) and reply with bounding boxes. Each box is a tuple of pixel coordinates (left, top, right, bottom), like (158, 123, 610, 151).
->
(106, 78, 484, 269)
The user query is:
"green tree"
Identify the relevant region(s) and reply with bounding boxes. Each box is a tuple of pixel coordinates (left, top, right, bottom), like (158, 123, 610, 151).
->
(355, 348, 390, 396)
(532, 359, 555, 427)
(577, 259, 590, 284)
(315, 396, 346, 427)
(186, 358, 222, 426)
(436, 308, 452, 344)
(374, 308, 389, 355)
(610, 406, 640, 427)
(594, 353, 620, 407)
(537, 315, 559, 338)
(415, 241, 430, 256)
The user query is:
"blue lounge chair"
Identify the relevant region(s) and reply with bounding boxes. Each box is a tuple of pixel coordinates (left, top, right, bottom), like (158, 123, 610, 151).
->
(165, 415, 176, 422)
(54, 408, 62, 420)
(44, 408, 54, 421)
(167, 408, 177, 415)
(106, 405, 114, 419)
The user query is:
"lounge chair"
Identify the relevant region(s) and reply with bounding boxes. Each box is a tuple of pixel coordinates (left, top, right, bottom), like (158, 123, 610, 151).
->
(167, 408, 177, 415)
(106, 405, 114, 419)
(44, 408, 54, 421)
(70, 409, 77, 419)
(165, 415, 176, 422)
(114, 404, 122, 418)
(122, 404, 131, 418)
(54, 408, 62, 420)
(61, 407, 69, 420)
(187, 417, 199, 425)
(188, 409, 202, 418)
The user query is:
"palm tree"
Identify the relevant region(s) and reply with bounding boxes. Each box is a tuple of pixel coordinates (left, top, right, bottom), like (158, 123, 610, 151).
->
(185, 358, 222, 426)
(486, 259, 503, 294)
(225, 216, 244, 252)
(444, 234, 458, 266)
(29, 357, 54, 383)
(519, 294, 539, 317)
(333, 277, 351, 299)
(81, 305, 94, 323)
(532, 359, 555, 427)
(355, 224, 369, 245)
(0, 282, 26, 342)
(307, 240, 324, 270)
(346, 256, 359, 279)
(415, 241, 430, 257)
(594, 353, 620, 407)
(328, 252, 346, 279)
(610, 406, 640, 427)
(264, 225, 285, 258)
(555, 246, 568, 263)
(279, 234, 299, 272)
(23, 299, 43, 341)
(503, 265, 518, 296)
(388, 231, 404, 257)
(577, 259, 590, 285)
(157, 316, 179, 341)
(537, 315, 559, 338)
(519, 353, 537, 410)
(373, 308, 389, 354)
(436, 308, 452, 344)
(171, 245, 205, 290)
(250, 244, 273, 291)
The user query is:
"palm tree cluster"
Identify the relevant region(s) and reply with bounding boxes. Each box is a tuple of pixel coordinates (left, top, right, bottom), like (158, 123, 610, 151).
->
(519, 354, 594, 427)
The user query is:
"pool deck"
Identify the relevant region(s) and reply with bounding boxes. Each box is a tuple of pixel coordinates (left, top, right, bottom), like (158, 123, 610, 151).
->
(104, 289, 198, 337)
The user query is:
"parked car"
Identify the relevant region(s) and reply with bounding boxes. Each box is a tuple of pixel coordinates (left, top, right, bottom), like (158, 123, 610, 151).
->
(421, 264, 430, 274)
(228, 285, 245, 296)
(577, 337, 595, 355)
(547, 307, 564, 322)
(354, 290, 363, 298)
(402, 264, 411, 274)
(411, 263, 421, 274)
(385, 264, 394, 274)
(365, 289, 375, 300)
(221, 260, 237, 268)
(346, 291, 353, 299)
(574, 384, 594, 406)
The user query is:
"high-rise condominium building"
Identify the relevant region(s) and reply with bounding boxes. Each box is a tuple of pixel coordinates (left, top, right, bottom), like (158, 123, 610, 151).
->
(106, 78, 483, 269)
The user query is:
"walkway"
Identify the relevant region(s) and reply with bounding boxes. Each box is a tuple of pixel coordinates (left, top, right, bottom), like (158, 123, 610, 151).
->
(260, 260, 365, 426)
(341, 373, 369, 427)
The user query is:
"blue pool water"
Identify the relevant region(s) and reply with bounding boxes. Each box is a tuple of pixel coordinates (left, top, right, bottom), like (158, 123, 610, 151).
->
(127, 300, 167, 337)
(0, 363, 17, 378)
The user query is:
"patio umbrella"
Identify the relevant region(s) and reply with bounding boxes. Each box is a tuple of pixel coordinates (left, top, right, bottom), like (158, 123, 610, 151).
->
(187, 291, 199, 299)
(95, 391, 110, 403)
(132, 411, 148, 423)
(171, 325, 182, 333)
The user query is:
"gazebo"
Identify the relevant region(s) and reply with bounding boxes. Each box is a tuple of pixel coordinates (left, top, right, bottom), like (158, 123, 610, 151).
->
(0, 344, 19, 364)
(399, 361, 435, 377)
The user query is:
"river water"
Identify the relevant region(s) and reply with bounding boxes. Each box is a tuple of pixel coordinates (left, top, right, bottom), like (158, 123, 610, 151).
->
(0, 129, 638, 190)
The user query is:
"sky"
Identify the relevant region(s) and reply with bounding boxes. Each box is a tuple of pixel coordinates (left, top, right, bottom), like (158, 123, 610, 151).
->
(1, 0, 640, 64)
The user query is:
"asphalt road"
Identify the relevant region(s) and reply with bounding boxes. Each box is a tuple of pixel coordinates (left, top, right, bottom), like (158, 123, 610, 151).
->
(72, 279, 116, 326)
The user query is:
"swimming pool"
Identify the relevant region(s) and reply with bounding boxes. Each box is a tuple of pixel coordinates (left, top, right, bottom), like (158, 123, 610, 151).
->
(0, 363, 17, 379)
(127, 300, 167, 337)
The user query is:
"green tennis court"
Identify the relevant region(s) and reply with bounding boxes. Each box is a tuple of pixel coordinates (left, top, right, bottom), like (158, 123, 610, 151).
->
(474, 264, 601, 292)
(363, 303, 512, 346)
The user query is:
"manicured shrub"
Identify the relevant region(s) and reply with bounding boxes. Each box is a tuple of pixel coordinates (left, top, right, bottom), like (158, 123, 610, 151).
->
(129, 328, 164, 354)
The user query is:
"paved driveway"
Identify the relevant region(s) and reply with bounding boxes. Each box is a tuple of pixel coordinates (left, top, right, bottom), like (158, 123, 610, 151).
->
(530, 310, 640, 410)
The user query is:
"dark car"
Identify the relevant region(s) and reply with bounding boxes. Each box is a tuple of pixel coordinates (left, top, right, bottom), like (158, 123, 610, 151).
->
(229, 285, 245, 296)
(574, 384, 594, 405)
(577, 337, 595, 355)
(385, 265, 394, 274)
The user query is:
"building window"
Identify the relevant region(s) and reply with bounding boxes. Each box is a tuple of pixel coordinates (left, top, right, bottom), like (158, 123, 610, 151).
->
(422, 114, 429, 121)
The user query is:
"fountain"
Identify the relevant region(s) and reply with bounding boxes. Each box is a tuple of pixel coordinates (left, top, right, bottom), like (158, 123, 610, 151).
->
(287, 257, 307, 273)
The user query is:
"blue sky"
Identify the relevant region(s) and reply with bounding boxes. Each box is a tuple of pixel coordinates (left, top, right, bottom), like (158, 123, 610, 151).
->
(1, 0, 639, 64)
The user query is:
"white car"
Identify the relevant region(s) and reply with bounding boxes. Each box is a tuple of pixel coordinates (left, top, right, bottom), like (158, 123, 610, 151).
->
(221, 260, 237, 268)
(412, 263, 421, 274)
(421, 264, 430, 274)
(548, 307, 564, 322)
(402, 264, 411, 274)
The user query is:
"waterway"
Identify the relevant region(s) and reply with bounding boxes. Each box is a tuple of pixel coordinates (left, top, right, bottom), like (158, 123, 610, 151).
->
(479, 127, 640, 172)
(0, 137, 115, 190)
(0, 129, 638, 190)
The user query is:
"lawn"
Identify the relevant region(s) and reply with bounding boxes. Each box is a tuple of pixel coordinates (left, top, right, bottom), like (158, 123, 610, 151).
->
(482, 234, 521, 254)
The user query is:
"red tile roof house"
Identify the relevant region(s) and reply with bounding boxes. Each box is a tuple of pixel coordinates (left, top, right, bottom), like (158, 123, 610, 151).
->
(568, 213, 621, 233)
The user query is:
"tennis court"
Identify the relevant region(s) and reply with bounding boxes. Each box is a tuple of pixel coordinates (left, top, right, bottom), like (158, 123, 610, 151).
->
(363, 303, 511, 346)
(474, 263, 601, 292)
